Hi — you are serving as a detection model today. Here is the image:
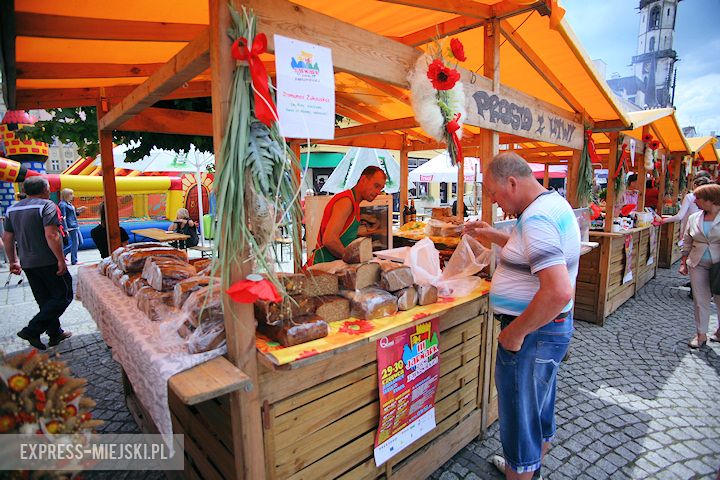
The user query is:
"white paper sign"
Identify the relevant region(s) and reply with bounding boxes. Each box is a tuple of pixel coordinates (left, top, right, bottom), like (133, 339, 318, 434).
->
(630, 139, 636, 167)
(274, 35, 335, 139)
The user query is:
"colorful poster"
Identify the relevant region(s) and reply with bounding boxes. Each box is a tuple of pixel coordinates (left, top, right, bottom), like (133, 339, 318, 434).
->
(623, 234, 634, 284)
(374, 318, 440, 466)
(648, 225, 657, 266)
(274, 35, 335, 139)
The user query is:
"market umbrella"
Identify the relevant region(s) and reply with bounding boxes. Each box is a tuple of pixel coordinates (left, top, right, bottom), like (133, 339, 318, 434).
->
(320, 147, 410, 194)
(408, 152, 481, 183)
(99, 145, 213, 245)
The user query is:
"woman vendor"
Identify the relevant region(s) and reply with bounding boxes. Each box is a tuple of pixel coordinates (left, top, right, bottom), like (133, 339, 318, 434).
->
(308, 166, 386, 265)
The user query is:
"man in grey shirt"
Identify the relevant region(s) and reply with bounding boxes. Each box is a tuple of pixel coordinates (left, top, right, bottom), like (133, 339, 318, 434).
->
(3, 176, 73, 350)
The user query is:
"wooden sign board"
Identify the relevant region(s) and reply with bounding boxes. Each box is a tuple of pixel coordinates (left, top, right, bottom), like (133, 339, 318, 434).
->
(464, 84, 584, 150)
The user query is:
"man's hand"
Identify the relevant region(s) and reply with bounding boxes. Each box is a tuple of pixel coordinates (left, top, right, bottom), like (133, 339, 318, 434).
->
(463, 220, 508, 248)
(56, 259, 68, 276)
(9, 261, 21, 275)
(498, 322, 525, 352)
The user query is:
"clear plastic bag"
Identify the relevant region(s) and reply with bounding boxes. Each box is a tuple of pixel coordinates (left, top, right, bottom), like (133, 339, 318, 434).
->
(186, 317, 226, 354)
(424, 218, 462, 237)
(404, 237, 441, 285)
(347, 287, 398, 319)
(436, 235, 490, 297)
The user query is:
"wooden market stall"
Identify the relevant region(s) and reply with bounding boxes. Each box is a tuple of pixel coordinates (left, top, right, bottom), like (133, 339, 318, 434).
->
(3, 1, 630, 478)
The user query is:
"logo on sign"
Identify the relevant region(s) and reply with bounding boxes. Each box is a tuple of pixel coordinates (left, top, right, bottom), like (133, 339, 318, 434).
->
(379, 337, 395, 348)
(419, 175, 433, 182)
(291, 51, 320, 82)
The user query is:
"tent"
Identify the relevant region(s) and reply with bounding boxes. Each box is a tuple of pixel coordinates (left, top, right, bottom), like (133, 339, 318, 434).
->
(320, 147, 409, 194)
(408, 153, 481, 184)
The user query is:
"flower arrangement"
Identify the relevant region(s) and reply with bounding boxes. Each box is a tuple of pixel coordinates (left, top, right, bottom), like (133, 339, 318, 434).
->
(409, 37, 468, 165)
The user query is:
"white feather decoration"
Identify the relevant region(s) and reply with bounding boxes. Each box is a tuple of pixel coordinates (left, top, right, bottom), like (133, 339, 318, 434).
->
(644, 146, 654, 171)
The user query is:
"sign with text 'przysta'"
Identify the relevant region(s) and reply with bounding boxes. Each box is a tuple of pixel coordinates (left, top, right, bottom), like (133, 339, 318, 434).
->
(464, 85, 583, 150)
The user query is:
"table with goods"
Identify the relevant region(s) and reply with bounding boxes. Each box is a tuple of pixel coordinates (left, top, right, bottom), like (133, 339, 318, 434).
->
(78, 237, 500, 479)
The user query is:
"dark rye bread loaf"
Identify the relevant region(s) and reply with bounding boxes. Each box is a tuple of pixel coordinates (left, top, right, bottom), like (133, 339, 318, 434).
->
(303, 271, 339, 297)
(394, 286, 418, 311)
(342, 237, 372, 264)
(337, 262, 380, 291)
(254, 295, 317, 325)
(259, 315, 329, 347)
(315, 295, 350, 323)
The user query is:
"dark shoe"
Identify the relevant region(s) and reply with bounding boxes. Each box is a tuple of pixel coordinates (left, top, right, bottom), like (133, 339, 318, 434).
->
(683, 281, 691, 288)
(17, 330, 47, 350)
(689, 336, 707, 349)
(48, 331, 72, 347)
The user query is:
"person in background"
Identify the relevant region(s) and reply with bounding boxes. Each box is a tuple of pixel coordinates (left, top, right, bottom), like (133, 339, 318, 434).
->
(615, 173, 640, 216)
(307, 166, 386, 265)
(678, 183, 720, 348)
(168, 208, 199, 249)
(90, 204, 129, 258)
(464, 152, 579, 480)
(2, 177, 72, 350)
(452, 197, 469, 217)
(644, 178, 659, 211)
(662, 173, 711, 239)
(58, 188, 86, 265)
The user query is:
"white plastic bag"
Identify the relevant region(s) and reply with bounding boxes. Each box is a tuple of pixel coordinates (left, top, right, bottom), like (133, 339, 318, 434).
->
(436, 235, 490, 297)
(404, 237, 441, 285)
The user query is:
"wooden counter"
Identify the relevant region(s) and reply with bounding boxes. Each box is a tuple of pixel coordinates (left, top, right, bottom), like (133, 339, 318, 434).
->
(168, 291, 496, 480)
(658, 220, 682, 268)
(574, 225, 660, 326)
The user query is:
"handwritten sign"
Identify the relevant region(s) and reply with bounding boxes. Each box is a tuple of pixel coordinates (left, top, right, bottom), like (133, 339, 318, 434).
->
(464, 86, 583, 150)
(373, 319, 440, 466)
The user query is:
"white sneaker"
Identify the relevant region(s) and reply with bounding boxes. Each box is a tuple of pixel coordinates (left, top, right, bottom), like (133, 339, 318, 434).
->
(489, 455, 544, 479)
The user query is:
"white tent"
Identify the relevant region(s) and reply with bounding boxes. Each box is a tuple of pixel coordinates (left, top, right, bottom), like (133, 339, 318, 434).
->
(408, 153, 482, 184)
(320, 147, 410, 194)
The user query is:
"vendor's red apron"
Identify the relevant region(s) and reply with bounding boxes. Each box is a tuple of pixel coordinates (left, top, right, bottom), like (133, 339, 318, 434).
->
(307, 189, 360, 265)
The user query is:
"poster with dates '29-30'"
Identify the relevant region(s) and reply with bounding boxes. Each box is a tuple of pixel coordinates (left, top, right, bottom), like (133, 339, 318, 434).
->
(373, 318, 440, 466)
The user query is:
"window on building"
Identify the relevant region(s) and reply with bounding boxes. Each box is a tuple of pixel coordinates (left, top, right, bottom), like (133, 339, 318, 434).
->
(649, 36, 655, 52)
(649, 6, 661, 30)
(50, 159, 60, 171)
(667, 8, 670, 16)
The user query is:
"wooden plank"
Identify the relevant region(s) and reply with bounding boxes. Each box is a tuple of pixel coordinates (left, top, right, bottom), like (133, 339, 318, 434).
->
(168, 356, 251, 406)
(97, 107, 121, 252)
(119, 107, 213, 136)
(395, 16, 485, 47)
(319, 133, 404, 150)
(171, 413, 225, 480)
(16, 62, 165, 79)
(98, 28, 211, 131)
(15, 12, 205, 42)
(334, 117, 418, 138)
(377, 0, 494, 18)
(604, 133, 619, 232)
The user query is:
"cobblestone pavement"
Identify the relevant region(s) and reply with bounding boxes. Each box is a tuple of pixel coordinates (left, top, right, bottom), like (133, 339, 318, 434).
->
(1, 256, 719, 479)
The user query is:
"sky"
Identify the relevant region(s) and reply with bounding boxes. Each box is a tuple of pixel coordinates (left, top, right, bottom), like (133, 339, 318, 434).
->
(563, 0, 720, 136)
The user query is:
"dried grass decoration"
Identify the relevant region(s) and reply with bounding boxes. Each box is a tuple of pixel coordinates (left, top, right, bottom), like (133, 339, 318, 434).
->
(408, 37, 468, 165)
(213, 6, 302, 297)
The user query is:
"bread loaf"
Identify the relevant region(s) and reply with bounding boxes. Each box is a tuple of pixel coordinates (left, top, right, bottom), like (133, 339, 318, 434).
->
(338, 262, 380, 291)
(108, 265, 125, 287)
(182, 286, 223, 328)
(395, 286, 418, 311)
(173, 276, 213, 308)
(119, 272, 143, 296)
(117, 247, 187, 272)
(260, 315, 329, 347)
(98, 258, 113, 276)
(111, 242, 165, 262)
(190, 258, 212, 273)
(417, 284, 438, 306)
(379, 264, 414, 292)
(136, 286, 175, 321)
(129, 276, 150, 296)
(348, 287, 398, 320)
(185, 317, 226, 354)
(142, 257, 197, 291)
(302, 271, 339, 297)
(342, 237, 372, 264)
(254, 295, 316, 326)
(270, 273, 307, 295)
(315, 295, 350, 322)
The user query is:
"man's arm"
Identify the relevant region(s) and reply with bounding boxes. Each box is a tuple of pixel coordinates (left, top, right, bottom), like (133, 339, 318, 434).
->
(2, 231, 21, 274)
(321, 198, 353, 259)
(497, 264, 574, 351)
(45, 226, 68, 275)
(463, 220, 510, 248)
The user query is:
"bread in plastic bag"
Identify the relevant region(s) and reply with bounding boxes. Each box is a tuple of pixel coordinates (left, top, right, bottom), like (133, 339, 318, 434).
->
(347, 287, 398, 320)
(338, 262, 380, 291)
(269, 272, 307, 295)
(394, 286, 418, 311)
(182, 285, 224, 328)
(185, 317, 226, 354)
(173, 276, 213, 308)
(117, 247, 187, 272)
(120, 272, 143, 296)
(404, 237, 441, 286)
(380, 264, 414, 292)
(259, 314, 329, 347)
(111, 242, 165, 262)
(417, 284, 438, 306)
(129, 276, 150, 296)
(342, 237, 373, 264)
(98, 257, 113, 276)
(142, 257, 197, 291)
(136, 286, 175, 321)
(189, 257, 212, 273)
(436, 234, 490, 296)
(254, 295, 317, 326)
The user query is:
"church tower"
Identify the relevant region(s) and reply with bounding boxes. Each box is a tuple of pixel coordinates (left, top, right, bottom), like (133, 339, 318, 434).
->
(632, 0, 680, 108)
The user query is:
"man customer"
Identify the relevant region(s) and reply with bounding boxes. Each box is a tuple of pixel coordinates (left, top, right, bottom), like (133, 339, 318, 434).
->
(464, 152, 580, 480)
(2, 177, 73, 350)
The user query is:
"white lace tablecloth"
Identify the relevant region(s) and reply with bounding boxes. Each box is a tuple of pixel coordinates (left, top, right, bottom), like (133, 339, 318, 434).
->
(76, 266, 226, 441)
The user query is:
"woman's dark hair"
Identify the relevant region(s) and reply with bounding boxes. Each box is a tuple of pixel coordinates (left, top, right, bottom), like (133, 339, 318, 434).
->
(694, 184, 720, 206)
(627, 173, 638, 185)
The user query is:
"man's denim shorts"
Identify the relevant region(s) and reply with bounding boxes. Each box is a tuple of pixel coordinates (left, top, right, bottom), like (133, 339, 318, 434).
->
(495, 314, 573, 474)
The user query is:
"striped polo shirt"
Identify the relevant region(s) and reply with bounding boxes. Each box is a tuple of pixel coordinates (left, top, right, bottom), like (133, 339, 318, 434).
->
(490, 191, 581, 316)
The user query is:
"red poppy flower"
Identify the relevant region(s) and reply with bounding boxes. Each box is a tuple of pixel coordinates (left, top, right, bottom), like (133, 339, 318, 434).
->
(36, 402, 46, 413)
(339, 320, 374, 335)
(642, 133, 653, 143)
(450, 38, 466, 62)
(649, 140, 661, 150)
(654, 161, 662, 170)
(296, 349, 320, 360)
(427, 59, 460, 90)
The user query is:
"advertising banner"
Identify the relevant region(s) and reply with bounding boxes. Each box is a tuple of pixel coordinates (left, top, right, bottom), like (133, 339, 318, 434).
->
(374, 318, 440, 466)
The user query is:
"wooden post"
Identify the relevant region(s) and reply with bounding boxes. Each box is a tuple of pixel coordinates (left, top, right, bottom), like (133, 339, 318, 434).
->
(480, 18, 500, 226)
(457, 157, 465, 218)
(566, 149, 582, 207)
(291, 142, 303, 272)
(210, 1, 266, 479)
(657, 150, 667, 214)
(542, 164, 550, 188)
(637, 126, 651, 211)
(399, 134, 409, 222)
(604, 132, 619, 233)
(96, 97, 122, 252)
(671, 153, 682, 211)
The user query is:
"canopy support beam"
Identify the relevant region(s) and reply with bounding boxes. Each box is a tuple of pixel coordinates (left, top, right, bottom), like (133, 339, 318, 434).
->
(96, 95, 122, 253)
(98, 28, 211, 131)
(400, 135, 409, 222)
(118, 107, 213, 136)
(604, 132, 620, 233)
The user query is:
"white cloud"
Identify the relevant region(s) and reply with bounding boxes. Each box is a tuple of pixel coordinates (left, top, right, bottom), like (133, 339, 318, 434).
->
(675, 73, 720, 135)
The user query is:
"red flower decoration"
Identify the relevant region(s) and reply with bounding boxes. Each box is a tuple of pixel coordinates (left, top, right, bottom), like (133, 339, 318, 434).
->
(0, 415, 15, 433)
(621, 204, 636, 216)
(450, 38, 466, 62)
(64, 405, 78, 418)
(296, 349, 320, 360)
(34, 389, 46, 402)
(36, 402, 46, 413)
(642, 133, 653, 143)
(649, 140, 660, 150)
(654, 161, 662, 170)
(226, 276, 281, 304)
(412, 312, 431, 321)
(427, 59, 460, 91)
(339, 320, 375, 335)
(8, 374, 29, 393)
(45, 420, 62, 434)
(437, 296, 456, 304)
